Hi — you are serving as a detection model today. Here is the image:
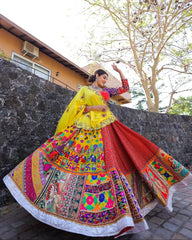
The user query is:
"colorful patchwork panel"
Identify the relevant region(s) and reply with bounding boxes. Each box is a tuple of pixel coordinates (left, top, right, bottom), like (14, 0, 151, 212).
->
(10, 149, 53, 203)
(40, 126, 105, 173)
(140, 149, 190, 207)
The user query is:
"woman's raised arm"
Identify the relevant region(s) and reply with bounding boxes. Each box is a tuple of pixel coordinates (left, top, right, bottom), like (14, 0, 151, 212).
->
(105, 63, 129, 97)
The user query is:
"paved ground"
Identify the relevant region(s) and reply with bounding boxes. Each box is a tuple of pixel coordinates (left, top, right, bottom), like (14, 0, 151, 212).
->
(0, 182, 192, 240)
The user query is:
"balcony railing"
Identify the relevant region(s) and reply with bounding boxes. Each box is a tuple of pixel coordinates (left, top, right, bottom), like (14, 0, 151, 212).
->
(0, 55, 76, 91)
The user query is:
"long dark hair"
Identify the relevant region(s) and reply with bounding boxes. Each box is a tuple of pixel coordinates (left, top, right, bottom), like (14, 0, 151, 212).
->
(88, 69, 108, 83)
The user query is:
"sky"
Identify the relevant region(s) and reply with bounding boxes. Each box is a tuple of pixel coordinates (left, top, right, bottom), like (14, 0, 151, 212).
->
(1, 0, 90, 67)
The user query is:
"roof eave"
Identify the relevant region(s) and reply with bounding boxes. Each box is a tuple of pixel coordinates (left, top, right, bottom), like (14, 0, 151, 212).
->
(0, 14, 90, 79)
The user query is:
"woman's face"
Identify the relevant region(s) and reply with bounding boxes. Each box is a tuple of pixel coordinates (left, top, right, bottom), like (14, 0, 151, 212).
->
(96, 74, 108, 88)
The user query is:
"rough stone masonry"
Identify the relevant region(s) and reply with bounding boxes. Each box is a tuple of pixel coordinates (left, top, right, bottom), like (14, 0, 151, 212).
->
(0, 58, 192, 205)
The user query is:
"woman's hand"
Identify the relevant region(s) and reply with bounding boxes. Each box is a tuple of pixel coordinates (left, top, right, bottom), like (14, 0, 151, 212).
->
(112, 63, 126, 80)
(95, 105, 109, 112)
(112, 63, 121, 73)
(86, 105, 109, 112)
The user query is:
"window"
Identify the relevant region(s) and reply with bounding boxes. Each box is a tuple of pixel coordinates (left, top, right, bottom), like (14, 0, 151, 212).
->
(34, 64, 50, 81)
(13, 54, 33, 72)
(12, 52, 51, 81)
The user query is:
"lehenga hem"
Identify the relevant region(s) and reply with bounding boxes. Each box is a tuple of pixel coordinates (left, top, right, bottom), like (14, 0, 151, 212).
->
(114, 220, 149, 238)
(141, 172, 192, 215)
(166, 173, 192, 212)
(142, 199, 158, 216)
(3, 174, 149, 237)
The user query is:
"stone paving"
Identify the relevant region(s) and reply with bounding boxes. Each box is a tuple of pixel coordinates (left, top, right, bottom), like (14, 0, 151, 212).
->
(0, 182, 192, 240)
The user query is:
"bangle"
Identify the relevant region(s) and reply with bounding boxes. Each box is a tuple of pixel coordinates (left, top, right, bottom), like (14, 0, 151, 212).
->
(84, 106, 88, 114)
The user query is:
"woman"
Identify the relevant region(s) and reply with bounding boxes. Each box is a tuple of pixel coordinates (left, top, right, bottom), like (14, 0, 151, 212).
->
(3, 63, 192, 237)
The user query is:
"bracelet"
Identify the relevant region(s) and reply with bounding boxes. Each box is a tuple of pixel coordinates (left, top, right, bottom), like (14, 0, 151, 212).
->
(84, 106, 88, 114)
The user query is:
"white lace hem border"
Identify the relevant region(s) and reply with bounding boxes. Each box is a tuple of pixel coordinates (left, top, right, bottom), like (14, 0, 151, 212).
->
(3, 174, 148, 237)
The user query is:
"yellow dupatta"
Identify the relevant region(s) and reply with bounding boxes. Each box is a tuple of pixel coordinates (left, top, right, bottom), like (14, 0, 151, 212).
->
(55, 86, 116, 134)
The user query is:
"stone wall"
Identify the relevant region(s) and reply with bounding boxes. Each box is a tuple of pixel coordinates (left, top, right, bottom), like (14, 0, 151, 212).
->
(0, 58, 192, 205)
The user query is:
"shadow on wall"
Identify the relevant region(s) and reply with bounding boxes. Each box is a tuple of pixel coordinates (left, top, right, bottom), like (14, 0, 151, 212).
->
(0, 58, 192, 205)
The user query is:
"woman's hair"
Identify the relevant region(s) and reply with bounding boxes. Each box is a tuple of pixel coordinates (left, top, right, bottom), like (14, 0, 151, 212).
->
(88, 69, 108, 83)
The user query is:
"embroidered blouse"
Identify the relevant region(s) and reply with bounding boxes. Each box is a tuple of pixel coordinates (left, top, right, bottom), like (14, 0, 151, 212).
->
(98, 78, 129, 102)
(104, 79, 129, 97)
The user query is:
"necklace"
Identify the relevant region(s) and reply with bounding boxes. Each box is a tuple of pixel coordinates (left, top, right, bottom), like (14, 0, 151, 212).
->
(91, 84, 103, 90)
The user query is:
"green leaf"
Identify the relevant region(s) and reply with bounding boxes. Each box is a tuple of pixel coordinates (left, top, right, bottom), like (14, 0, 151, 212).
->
(169, 96, 192, 116)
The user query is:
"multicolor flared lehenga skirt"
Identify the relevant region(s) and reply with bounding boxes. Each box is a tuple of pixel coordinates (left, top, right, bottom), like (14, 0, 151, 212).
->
(3, 120, 192, 237)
